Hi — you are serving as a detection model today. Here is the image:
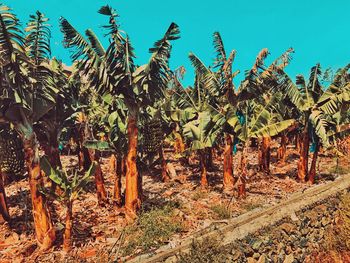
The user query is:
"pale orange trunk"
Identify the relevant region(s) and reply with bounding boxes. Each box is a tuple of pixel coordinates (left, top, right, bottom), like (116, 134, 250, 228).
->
(95, 163, 107, 204)
(297, 126, 309, 182)
(295, 133, 302, 153)
(259, 137, 271, 174)
(0, 172, 10, 222)
(277, 133, 288, 163)
(174, 132, 185, 154)
(88, 150, 107, 204)
(238, 144, 248, 198)
(159, 145, 170, 182)
(125, 114, 142, 216)
(308, 142, 319, 184)
(111, 154, 123, 207)
(25, 143, 56, 250)
(199, 150, 208, 188)
(223, 134, 235, 191)
(63, 201, 73, 252)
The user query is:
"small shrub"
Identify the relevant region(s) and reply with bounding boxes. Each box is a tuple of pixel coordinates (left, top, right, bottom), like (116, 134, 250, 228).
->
(210, 204, 231, 220)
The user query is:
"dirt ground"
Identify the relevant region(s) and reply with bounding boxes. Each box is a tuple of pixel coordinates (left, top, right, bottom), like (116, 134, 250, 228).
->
(0, 143, 348, 262)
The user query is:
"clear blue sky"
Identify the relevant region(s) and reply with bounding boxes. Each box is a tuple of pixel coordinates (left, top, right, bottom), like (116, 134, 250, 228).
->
(8, 0, 350, 86)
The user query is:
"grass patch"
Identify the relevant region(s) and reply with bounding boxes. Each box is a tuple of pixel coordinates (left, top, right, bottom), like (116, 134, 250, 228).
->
(121, 203, 184, 256)
(210, 204, 232, 220)
(178, 237, 229, 263)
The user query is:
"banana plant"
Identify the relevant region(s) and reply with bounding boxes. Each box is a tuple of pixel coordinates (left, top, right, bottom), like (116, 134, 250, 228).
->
(40, 156, 96, 252)
(84, 92, 128, 207)
(230, 98, 295, 197)
(171, 62, 225, 188)
(273, 64, 350, 183)
(0, 6, 57, 249)
(60, 5, 180, 216)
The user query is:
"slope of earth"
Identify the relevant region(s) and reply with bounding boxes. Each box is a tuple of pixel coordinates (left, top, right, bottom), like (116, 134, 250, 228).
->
(0, 145, 348, 262)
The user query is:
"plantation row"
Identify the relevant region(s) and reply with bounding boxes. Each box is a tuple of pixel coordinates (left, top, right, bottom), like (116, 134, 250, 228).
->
(0, 3, 349, 254)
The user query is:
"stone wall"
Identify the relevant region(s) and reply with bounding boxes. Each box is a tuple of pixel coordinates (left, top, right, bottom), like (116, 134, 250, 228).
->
(226, 193, 344, 263)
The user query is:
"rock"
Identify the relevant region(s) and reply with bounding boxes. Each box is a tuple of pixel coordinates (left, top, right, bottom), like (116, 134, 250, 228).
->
(225, 255, 234, 263)
(279, 223, 296, 235)
(257, 254, 267, 263)
(164, 255, 177, 263)
(318, 229, 325, 239)
(321, 217, 331, 227)
(306, 210, 320, 227)
(283, 254, 294, 263)
(252, 239, 263, 251)
(277, 243, 285, 253)
(285, 245, 293, 254)
(247, 257, 257, 263)
(278, 250, 286, 261)
(263, 237, 272, 245)
(290, 211, 299, 222)
(300, 217, 310, 228)
(253, 252, 260, 259)
(231, 250, 243, 261)
(301, 228, 310, 236)
(300, 237, 308, 248)
(314, 204, 327, 215)
(243, 244, 255, 256)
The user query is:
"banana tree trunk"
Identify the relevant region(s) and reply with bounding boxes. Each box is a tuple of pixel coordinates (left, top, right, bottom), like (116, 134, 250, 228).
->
(79, 146, 91, 172)
(206, 148, 213, 171)
(24, 137, 56, 250)
(259, 136, 271, 174)
(199, 149, 208, 188)
(88, 150, 107, 205)
(0, 172, 10, 222)
(125, 111, 142, 216)
(297, 125, 309, 182)
(277, 133, 288, 164)
(45, 130, 62, 169)
(111, 154, 123, 207)
(43, 135, 62, 193)
(308, 141, 319, 184)
(295, 133, 302, 153)
(159, 145, 170, 182)
(223, 134, 235, 191)
(238, 144, 248, 198)
(63, 200, 73, 252)
(174, 131, 185, 154)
